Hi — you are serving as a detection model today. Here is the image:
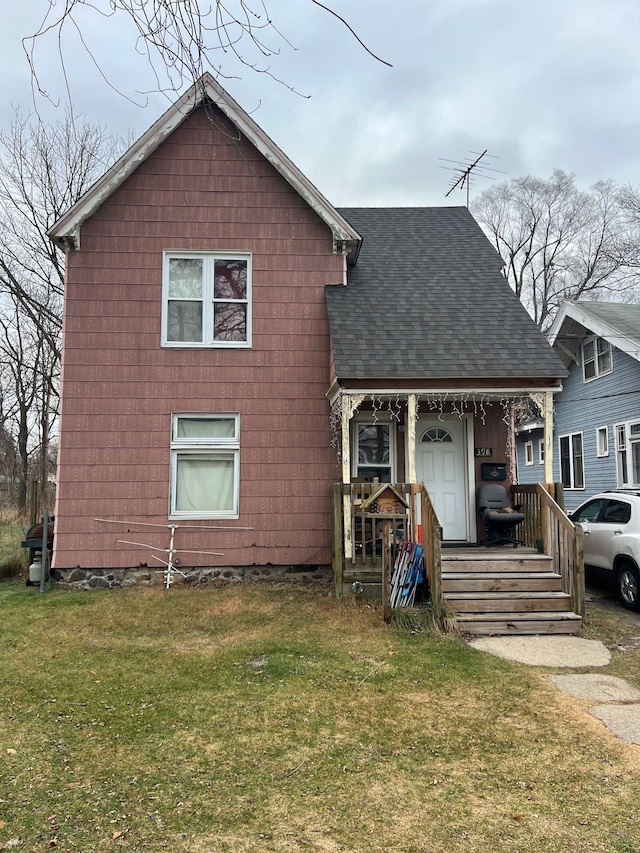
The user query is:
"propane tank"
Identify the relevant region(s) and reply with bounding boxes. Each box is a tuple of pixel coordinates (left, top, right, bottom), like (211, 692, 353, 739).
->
(29, 558, 42, 584)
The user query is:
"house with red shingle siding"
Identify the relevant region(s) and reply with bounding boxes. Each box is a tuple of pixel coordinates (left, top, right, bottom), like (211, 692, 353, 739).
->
(49, 74, 566, 580)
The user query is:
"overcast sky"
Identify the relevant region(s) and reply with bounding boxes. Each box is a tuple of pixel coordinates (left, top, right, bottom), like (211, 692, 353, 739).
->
(1, 0, 639, 207)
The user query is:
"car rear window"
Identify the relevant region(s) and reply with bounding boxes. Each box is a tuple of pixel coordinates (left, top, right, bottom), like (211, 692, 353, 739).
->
(602, 500, 631, 524)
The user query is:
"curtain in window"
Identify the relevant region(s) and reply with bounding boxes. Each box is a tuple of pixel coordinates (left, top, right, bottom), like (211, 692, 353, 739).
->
(175, 455, 235, 512)
(177, 418, 235, 439)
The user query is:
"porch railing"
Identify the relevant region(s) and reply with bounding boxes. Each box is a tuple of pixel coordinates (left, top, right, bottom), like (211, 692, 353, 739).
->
(511, 483, 585, 617)
(332, 482, 444, 621)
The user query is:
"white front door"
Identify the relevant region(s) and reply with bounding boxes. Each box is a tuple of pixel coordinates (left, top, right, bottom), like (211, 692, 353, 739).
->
(417, 417, 469, 541)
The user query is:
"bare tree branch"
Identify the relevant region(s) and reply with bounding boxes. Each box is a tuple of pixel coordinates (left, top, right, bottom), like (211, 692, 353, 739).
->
(23, 0, 391, 110)
(0, 112, 126, 509)
(472, 170, 640, 330)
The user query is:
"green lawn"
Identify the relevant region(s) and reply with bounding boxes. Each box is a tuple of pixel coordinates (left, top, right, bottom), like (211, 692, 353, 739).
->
(1, 579, 640, 852)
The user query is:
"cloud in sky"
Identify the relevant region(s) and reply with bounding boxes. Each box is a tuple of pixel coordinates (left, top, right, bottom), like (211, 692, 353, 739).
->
(1, 0, 639, 207)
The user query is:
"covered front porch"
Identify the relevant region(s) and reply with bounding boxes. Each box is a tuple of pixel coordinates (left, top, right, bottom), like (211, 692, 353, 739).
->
(329, 388, 584, 635)
(331, 480, 584, 634)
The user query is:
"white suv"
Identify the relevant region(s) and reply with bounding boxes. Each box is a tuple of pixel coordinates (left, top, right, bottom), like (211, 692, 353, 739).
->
(570, 491, 640, 612)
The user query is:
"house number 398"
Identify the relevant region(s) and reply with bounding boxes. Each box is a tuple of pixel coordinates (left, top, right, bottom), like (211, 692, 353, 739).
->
(474, 448, 492, 456)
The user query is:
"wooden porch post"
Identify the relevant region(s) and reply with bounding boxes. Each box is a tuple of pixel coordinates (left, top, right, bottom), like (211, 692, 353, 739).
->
(407, 393, 417, 484)
(541, 391, 554, 487)
(531, 391, 554, 486)
(340, 392, 364, 560)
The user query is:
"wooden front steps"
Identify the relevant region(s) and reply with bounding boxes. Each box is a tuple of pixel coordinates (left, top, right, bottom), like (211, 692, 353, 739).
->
(442, 547, 582, 636)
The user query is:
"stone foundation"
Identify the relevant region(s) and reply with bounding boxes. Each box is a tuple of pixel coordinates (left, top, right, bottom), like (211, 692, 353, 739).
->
(54, 563, 333, 591)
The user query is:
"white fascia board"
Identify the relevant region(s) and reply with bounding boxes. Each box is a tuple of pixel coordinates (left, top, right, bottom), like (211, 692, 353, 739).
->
(333, 385, 563, 399)
(48, 73, 361, 260)
(548, 301, 640, 364)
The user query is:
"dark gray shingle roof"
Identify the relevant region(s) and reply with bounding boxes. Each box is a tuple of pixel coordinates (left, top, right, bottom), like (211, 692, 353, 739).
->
(326, 207, 567, 382)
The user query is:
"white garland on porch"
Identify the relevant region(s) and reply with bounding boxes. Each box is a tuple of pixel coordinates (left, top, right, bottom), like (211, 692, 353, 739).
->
(329, 391, 533, 474)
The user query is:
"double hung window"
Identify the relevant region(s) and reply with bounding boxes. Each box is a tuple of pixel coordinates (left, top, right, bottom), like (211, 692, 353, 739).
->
(170, 414, 239, 518)
(355, 422, 394, 482)
(559, 432, 584, 489)
(524, 441, 534, 466)
(582, 336, 612, 382)
(162, 252, 251, 347)
(615, 421, 640, 488)
(596, 425, 609, 458)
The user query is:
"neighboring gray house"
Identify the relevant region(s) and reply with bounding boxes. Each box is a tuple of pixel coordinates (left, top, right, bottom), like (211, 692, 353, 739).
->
(516, 301, 640, 512)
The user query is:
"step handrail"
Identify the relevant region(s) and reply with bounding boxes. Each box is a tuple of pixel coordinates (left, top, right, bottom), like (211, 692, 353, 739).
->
(535, 484, 585, 617)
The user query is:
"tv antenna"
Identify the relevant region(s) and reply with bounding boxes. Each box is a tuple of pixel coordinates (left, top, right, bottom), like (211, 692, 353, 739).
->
(439, 150, 505, 206)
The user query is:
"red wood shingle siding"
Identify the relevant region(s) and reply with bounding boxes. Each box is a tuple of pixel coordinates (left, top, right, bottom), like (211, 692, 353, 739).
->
(54, 106, 344, 570)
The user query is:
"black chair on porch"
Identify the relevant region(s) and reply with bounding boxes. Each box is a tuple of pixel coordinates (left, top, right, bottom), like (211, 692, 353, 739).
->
(477, 484, 525, 547)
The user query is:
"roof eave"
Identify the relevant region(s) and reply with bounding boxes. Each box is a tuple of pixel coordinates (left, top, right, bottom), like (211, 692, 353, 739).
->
(549, 301, 640, 364)
(48, 73, 362, 260)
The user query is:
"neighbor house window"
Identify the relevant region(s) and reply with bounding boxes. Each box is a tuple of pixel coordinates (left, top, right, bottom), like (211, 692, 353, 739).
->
(170, 414, 239, 518)
(524, 441, 534, 466)
(615, 420, 640, 488)
(582, 336, 612, 382)
(162, 252, 251, 347)
(538, 439, 544, 464)
(559, 432, 584, 489)
(355, 422, 394, 482)
(596, 425, 609, 458)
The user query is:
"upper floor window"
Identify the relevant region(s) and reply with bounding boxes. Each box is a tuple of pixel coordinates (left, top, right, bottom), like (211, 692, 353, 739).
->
(162, 252, 251, 347)
(582, 336, 612, 382)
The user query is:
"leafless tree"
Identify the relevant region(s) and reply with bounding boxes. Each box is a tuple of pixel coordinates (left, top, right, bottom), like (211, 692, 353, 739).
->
(472, 170, 640, 330)
(0, 112, 124, 511)
(24, 0, 390, 108)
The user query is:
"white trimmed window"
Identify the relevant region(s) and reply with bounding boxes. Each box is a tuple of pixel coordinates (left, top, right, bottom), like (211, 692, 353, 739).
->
(559, 432, 584, 489)
(170, 414, 240, 518)
(538, 439, 544, 465)
(162, 252, 251, 347)
(354, 421, 395, 482)
(615, 420, 640, 488)
(524, 441, 534, 466)
(596, 425, 609, 458)
(582, 336, 612, 382)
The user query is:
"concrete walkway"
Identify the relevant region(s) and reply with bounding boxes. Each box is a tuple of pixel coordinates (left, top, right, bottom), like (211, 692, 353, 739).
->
(468, 634, 640, 746)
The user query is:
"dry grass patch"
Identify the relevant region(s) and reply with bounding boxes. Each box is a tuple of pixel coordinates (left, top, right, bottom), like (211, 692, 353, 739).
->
(2, 580, 640, 852)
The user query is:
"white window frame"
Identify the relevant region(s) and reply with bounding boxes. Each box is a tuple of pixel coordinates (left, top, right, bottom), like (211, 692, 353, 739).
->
(596, 425, 609, 458)
(615, 419, 640, 488)
(582, 335, 612, 382)
(538, 439, 544, 465)
(559, 432, 584, 490)
(524, 441, 534, 466)
(352, 416, 396, 482)
(170, 413, 240, 519)
(162, 251, 252, 348)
